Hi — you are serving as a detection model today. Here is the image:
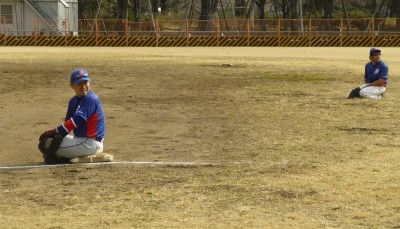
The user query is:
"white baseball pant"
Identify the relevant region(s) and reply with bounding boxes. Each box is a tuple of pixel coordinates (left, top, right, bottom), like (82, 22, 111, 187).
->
(359, 84, 386, 99)
(55, 135, 104, 159)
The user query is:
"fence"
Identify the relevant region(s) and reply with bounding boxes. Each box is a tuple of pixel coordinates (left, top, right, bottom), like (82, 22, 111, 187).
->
(2, 17, 400, 47)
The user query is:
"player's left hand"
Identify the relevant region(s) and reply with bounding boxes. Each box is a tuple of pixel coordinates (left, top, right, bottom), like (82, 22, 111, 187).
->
(39, 129, 58, 141)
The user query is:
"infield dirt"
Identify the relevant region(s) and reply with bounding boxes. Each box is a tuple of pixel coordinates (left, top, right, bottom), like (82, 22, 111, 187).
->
(1, 47, 400, 228)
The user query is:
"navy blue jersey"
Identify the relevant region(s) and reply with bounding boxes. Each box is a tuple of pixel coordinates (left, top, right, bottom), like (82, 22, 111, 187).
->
(57, 90, 105, 139)
(365, 61, 388, 87)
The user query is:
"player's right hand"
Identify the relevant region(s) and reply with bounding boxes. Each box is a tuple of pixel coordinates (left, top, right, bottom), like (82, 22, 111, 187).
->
(39, 129, 58, 141)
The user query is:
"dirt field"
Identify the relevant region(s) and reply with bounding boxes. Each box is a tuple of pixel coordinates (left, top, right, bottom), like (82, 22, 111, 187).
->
(1, 47, 400, 228)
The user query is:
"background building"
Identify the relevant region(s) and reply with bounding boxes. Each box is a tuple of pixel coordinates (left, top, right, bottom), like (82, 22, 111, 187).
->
(0, 0, 78, 35)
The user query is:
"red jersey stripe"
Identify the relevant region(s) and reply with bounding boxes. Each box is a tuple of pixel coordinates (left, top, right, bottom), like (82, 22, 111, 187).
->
(86, 112, 98, 138)
(63, 118, 77, 132)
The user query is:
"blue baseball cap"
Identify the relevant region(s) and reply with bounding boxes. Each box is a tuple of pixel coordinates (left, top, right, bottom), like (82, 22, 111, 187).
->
(70, 69, 91, 84)
(370, 47, 381, 56)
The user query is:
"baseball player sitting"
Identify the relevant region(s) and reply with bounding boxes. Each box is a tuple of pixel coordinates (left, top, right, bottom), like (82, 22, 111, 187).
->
(38, 69, 113, 164)
(348, 47, 388, 99)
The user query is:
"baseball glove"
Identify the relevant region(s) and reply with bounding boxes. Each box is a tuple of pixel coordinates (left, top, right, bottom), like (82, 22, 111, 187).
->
(39, 129, 58, 141)
(348, 87, 361, 99)
(38, 134, 63, 157)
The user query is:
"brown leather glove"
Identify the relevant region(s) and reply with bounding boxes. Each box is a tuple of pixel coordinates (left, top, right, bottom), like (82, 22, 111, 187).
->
(38, 135, 64, 157)
(39, 129, 58, 141)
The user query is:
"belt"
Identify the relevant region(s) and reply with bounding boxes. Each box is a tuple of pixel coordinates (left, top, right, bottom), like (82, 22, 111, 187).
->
(95, 137, 104, 143)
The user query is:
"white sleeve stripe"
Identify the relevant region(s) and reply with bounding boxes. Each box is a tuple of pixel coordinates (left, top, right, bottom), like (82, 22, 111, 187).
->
(71, 118, 78, 127)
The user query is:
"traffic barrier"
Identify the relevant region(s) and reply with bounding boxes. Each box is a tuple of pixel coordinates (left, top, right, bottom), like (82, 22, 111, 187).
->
(4, 36, 35, 46)
(127, 37, 157, 47)
(66, 36, 97, 46)
(36, 36, 65, 46)
(280, 36, 309, 47)
(341, 36, 372, 47)
(249, 36, 279, 46)
(97, 36, 126, 47)
(2, 34, 400, 47)
(2, 17, 400, 47)
(157, 37, 186, 47)
(219, 37, 247, 46)
(374, 36, 400, 47)
(188, 37, 217, 46)
(311, 36, 341, 47)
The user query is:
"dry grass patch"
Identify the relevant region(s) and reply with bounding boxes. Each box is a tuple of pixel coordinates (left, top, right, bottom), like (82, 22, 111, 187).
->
(0, 47, 400, 228)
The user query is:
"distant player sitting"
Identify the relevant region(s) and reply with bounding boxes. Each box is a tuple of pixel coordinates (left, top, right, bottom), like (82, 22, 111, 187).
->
(348, 47, 388, 99)
(38, 69, 113, 164)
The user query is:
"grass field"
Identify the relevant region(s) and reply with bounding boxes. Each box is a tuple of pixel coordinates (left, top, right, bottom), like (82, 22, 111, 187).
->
(1, 47, 400, 228)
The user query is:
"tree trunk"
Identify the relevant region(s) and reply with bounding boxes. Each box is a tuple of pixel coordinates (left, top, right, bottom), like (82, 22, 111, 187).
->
(78, 1, 84, 19)
(152, 0, 159, 13)
(258, 0, 266, 19)
(281, 0, 289, 19)
(118, 0, 129, 20)
(211, 0, 218, 16)
(390, 0, 398, 17)
(160, 0, 168, 13)
(118, 0, 129, 34)
(199, 0, 209, 31)
(290, 0, 298, 32)
(258, 0, 266, 31)
(132, 0, 140, 22)
(321, 0, 334, 19)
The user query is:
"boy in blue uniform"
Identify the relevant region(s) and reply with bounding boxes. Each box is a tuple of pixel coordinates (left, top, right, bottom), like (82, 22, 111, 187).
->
(348, 48, 388, 99)
(38, 69, 112, 164)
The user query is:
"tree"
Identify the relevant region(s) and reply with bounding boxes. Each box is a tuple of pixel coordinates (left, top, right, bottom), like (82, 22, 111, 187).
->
(235, 0, 246, 16)
(117, 0, 130, 33)
(78, 0, 99, 19)
(160, 0, 168, 13)
(132, 0, 140, 22)
(321, 0, 334, 19)
(118, 0, 130, 20)
(257, 0, 266, 31)
(199, 0, 210, 31)
(281, 0, 289, 19)
(257, 0, 266, 19)
(290, 0, 299, 31)
(152, 0, 159, 13)
(389, 0, 400, 30)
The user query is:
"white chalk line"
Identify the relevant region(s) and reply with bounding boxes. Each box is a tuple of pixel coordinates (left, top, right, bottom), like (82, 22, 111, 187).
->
(0, 161, 217, 171)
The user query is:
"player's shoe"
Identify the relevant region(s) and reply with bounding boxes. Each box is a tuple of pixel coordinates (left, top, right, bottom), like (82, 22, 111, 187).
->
(43, 155, 70, 165)
(69, 153, 114, 163)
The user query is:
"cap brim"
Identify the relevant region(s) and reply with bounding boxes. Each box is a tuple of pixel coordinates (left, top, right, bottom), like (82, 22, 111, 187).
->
(72, 77, 91, 84)
(370, 50, 381, 55)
